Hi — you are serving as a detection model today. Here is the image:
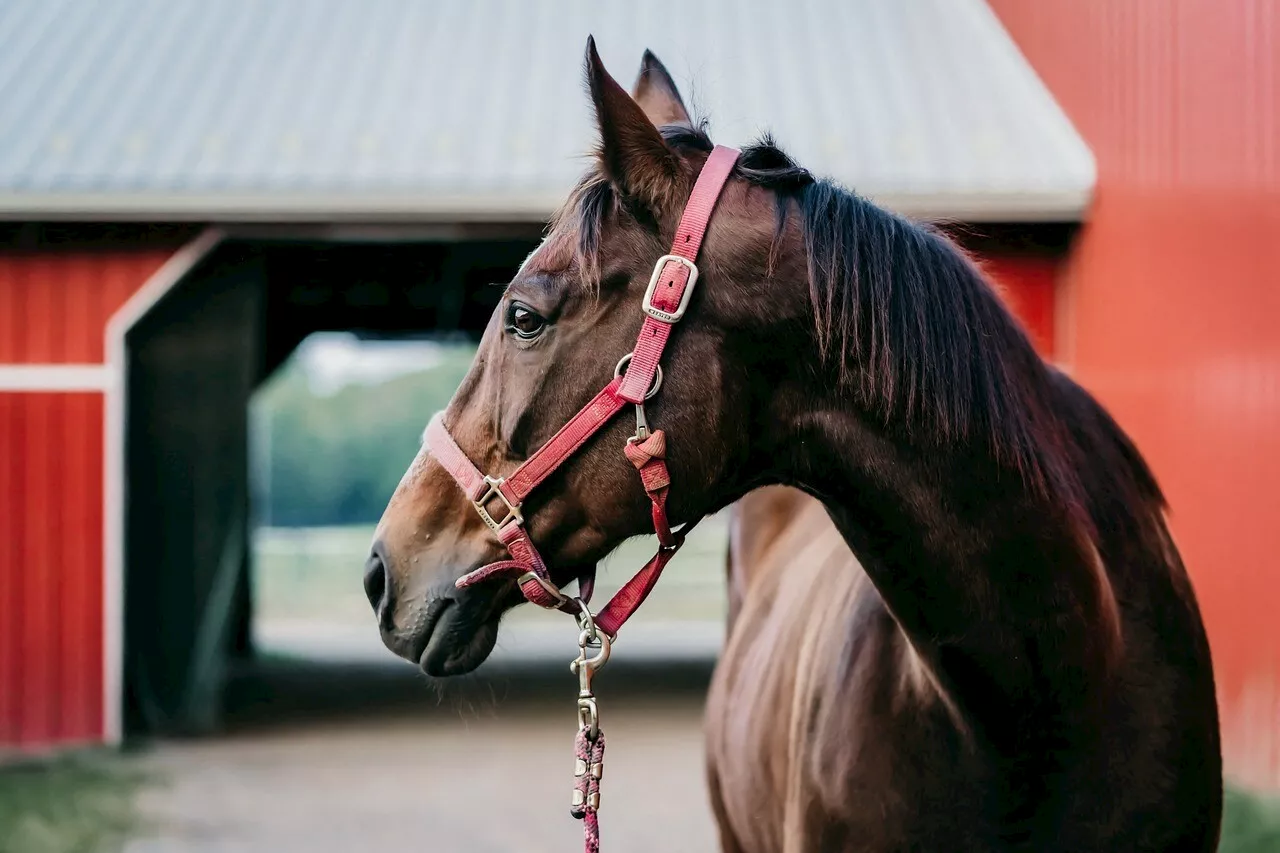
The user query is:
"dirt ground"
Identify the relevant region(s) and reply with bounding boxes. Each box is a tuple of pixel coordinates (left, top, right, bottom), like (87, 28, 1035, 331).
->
(122, 658, 721, 852)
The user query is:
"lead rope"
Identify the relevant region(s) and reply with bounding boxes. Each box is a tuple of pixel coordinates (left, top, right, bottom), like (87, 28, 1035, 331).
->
(572, 727, 606, 852)
(564, 411, 696, 851)
(570, 608, 610, 853)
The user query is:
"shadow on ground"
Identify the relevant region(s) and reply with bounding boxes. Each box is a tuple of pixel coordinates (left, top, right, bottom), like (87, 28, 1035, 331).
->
(220, 653, 718, 735)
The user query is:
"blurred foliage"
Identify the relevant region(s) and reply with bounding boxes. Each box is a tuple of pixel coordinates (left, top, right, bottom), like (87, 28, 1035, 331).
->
(1223, 786, 1280, 852)
(0, 753, 148, 853)
(252, 342, 474, 527)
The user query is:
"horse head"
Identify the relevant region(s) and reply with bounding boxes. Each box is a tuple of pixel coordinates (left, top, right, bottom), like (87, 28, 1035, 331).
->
(365, 41, 789, 675)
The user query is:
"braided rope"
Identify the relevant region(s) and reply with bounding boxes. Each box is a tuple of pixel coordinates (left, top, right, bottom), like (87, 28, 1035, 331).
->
(571, 727, 607, 853)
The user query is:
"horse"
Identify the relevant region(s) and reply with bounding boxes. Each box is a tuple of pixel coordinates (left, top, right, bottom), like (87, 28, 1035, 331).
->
(364, 39, 1222, 852)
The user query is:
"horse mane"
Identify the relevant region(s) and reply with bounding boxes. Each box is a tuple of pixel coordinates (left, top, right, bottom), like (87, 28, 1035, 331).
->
(559, 123, 1162, 509)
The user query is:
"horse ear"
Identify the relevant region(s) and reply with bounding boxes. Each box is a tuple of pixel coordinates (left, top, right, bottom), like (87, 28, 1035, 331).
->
(631, 50, 692, 129)
(584, 36, 684, 210)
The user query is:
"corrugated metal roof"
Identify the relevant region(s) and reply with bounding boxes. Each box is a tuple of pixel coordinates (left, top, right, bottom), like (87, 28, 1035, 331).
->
(0, 0, 1095, 222)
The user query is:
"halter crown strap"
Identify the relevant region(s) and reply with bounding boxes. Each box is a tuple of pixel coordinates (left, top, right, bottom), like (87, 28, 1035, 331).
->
(618, 146, 739, 404)
(427, 145, 740, 633)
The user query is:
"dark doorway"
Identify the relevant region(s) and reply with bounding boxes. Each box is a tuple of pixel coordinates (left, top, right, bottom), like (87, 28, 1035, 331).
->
(121, 233, 538, 737)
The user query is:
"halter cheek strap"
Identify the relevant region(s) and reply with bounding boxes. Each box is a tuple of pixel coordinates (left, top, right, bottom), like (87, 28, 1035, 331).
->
(425, 144, 739, 638)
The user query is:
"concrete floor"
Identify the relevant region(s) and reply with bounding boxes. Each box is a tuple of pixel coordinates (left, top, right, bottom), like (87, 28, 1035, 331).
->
(124, 657, 721, 852)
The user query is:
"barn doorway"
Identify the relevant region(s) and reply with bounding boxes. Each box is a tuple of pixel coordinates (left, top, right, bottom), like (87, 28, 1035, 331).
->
(120, 232, 540, 737)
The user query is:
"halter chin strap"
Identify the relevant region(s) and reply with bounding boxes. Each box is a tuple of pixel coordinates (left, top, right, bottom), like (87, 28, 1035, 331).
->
(425, 145, 739, 639)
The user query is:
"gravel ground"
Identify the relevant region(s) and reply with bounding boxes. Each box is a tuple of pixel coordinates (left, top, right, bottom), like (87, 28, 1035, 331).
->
(118, 519, 729, 852)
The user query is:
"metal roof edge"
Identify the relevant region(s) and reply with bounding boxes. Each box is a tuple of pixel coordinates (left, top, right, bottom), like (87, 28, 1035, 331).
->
(0, 188, 1091, 224)
(866, 189, 1092, 223)
(0, 193, 563, 223)
(964, 0, 1098, 197)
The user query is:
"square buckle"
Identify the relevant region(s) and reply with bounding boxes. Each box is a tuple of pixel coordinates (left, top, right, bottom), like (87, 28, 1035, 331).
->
(642, 254, 699, 324)
(472, 475, 523, 534)
(517, 570, 570, 608)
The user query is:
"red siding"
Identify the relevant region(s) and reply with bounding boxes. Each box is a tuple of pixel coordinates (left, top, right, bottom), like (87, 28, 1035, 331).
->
(1, 248, 170, 750)
(0, 394, 104, 748)
(0, 251, 169, 364)
(990, 0, 1280, 788)
(981, 254, 1057, 358)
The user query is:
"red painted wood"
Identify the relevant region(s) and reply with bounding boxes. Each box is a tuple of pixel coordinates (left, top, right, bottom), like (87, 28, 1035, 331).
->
(23, 394, 55, 744)
(0, 247, 169, 750)
(979, 254, 1057, 359)
(990, 0, 1280, 788)
(0, 394, 105, 748)
(61, 392, 104, 742)
(0, 394, 15, 746)
(0, 250, 169, 364)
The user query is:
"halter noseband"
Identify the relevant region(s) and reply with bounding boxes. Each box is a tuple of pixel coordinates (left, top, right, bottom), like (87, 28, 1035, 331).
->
(424, 145, 740, 639)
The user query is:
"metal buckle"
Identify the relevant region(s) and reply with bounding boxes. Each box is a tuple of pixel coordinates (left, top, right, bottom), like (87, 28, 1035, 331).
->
(642, 254, 699, 323)
(517, 570, 570, 607)
(472, 474, 523, 533)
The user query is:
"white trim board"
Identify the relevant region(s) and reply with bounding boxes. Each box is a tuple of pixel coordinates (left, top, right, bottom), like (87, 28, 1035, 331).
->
(102, 228, 225, 745)
(0, 364, 112, 392)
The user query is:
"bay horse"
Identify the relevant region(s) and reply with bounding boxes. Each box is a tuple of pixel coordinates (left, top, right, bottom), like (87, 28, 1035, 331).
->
(365, 40, 1222, 851)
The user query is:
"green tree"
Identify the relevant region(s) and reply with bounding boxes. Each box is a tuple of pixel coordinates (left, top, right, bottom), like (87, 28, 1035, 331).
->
(252, 343, 476, 527)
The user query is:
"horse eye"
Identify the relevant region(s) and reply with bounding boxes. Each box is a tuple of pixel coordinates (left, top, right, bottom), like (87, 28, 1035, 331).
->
(504, 302, 547, 340)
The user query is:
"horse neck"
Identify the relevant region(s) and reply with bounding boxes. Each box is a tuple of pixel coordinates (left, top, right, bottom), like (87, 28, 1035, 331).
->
(756, 297, 1125, 737)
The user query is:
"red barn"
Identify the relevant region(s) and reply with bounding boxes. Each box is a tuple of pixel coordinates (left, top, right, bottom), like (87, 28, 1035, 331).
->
(1, 0, 1275, 788)
(987, 0, 1280, 789)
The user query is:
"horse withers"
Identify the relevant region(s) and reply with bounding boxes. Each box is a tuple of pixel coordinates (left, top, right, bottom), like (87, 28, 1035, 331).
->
(365, 39, 1222, 852)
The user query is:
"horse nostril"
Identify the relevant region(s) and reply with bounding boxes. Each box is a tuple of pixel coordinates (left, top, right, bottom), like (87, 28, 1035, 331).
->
(364, 544, 393, 627)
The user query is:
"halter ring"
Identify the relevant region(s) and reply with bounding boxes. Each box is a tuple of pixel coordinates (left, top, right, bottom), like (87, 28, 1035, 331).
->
(613, 353, 663, 400)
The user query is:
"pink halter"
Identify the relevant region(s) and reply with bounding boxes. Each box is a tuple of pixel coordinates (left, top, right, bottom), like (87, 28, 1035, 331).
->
(424, 145, 740, 639)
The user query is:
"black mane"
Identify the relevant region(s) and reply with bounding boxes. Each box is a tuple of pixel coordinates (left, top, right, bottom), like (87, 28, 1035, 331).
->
(564, 123, 1152, 505)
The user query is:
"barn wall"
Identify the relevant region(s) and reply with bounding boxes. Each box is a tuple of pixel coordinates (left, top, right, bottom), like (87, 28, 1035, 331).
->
(0, 231, 1063, 751)
(979, 253, 1058, 358)
(989, 0, 1280, 788)
(0, 393, 103, 747)
(0, 250, 172, 363)
(0, 246, 171, 750)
